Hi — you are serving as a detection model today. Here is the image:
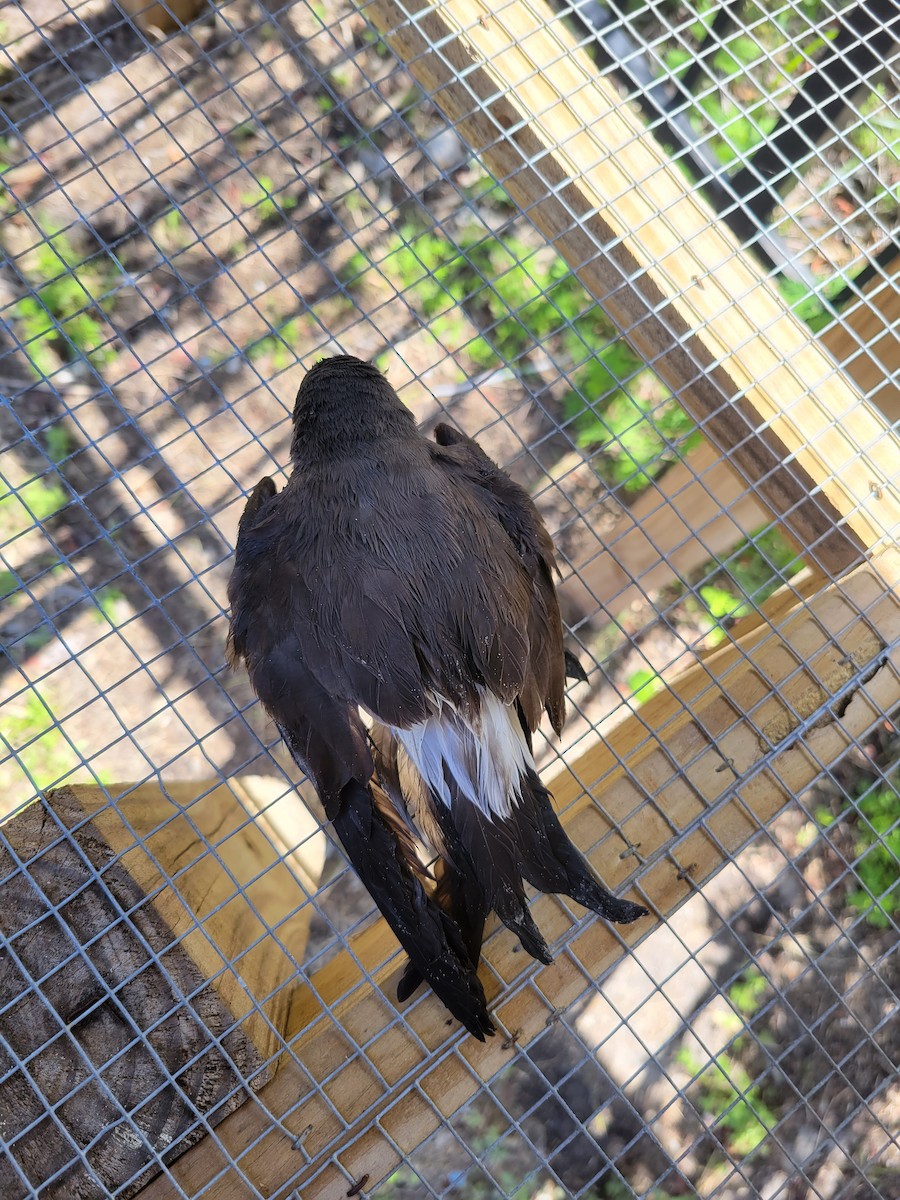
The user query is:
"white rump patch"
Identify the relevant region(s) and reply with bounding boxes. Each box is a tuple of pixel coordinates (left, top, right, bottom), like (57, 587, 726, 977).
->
(392, 689, 533, 821)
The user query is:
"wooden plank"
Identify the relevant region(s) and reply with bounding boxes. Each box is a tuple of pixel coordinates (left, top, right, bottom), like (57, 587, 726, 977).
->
(362, 0, 900, 569)
(138, 550, 900, 1199)
(560, 438, 770, 618)
(822, 259, 899, 426)
(117, 0, 205, 33)
(0, 778, 324, 1199)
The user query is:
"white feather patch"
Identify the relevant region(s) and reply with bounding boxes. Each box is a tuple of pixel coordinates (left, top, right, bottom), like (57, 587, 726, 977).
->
(392, 689, 533, 821)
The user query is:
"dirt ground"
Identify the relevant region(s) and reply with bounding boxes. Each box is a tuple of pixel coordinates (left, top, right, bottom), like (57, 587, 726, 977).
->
(0, 3, 896, 1198)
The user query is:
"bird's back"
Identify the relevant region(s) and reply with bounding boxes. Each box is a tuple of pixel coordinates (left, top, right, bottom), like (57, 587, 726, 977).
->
(237, 437, 534, 727)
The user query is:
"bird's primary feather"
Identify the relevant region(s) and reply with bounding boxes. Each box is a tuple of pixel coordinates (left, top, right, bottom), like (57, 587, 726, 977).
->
(227, 355, 648, 1039)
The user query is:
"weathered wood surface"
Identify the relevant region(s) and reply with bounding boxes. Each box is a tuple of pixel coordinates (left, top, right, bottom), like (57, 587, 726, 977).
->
(0, 777, 324, 1199)
(117, 0, 205, 34)
(822, 259, 899, 426)
(561, 437, 769, 618)
(137, 551, 900, 1199)
(364, 0, 900, 571)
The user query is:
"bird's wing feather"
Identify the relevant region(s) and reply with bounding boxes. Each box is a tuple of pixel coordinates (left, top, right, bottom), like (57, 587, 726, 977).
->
(429, 423, 566, 734)
(228, 478, 495, 1039)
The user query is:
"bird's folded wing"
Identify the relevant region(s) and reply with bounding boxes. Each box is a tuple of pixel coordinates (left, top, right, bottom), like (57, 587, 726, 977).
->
(429, 424, 566, 735)
(228, 484, 494, 1037)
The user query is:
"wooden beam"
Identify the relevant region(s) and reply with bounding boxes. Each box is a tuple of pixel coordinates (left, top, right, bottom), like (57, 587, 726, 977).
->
(362, 0, 900, 570)
(560, 438, 770, 619)
(822, 259, 899, 426)
(0, 778, 323, 1199)
(117, 0, 205, 33)
(138, 550, 900, 1199)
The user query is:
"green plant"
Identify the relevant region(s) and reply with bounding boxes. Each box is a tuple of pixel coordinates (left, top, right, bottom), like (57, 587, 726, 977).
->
(692, 91, 780, 168)
(627, 667, 664, 705)
(94, 585, 127, 627)
(712, 34, 763, 78)
(246, 317, 303, 369)
(850, 87, 900, 165)
(728, 968, 768, 1020)
(0, 475, 68, 527)
(700, 584, 752, 624)
(350, 224, 609, 366)
(466, 171, 517, 209)
(566, 386, 701, 493)
(1, 689, 79, 793)
(678, 1047, 775, 1157)
(241, 175, 298, 220)
(14, 225, 118, 378)
(44, 423, 71, 463)
(688, 524, 805, 643)
(818, 774, 900, 928)
(777, 269, 863, 333)
(231, 120, 257, 142)
(347, 222, 697, 495)
(696, 583, 753, 647)
(782, 28, 839, 77)
(724, 525, 805, 603)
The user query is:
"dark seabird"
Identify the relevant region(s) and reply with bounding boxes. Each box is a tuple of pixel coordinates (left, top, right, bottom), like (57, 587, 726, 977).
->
(227, 355, 648, 1039)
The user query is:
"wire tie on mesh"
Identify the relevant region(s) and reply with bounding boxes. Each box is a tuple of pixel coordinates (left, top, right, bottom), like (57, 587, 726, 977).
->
(619, 841, 644, 862)
(291, 1123, 313, 1152)
(545, 1010, 561, 1028)
(674, 859, 698, 884)
(869, 480, 883, 500)
(346, 1173, 370, 1197)
(501, 1028, 522, 1051)
(715, 757, 737, 775)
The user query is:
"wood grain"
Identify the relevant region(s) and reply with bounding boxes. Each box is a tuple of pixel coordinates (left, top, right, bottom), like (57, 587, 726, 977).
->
(822, 258, 899, 426)
(561, 438, 769, 618)
(117, 0, 205, 34)
(363, 0, 899, 571)
(0, 777, 324, 1198)
(138, 551, 900, 1199)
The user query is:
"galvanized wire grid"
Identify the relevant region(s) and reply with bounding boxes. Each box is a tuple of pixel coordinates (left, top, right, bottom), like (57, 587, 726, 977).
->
(0, 0, 897, 1198)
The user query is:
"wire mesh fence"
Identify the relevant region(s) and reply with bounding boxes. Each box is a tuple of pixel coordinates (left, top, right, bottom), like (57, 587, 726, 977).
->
(0, 0, 897, 1198)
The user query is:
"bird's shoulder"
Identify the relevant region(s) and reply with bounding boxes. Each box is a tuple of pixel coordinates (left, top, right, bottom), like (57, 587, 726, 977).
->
(427, 424, 557, 576)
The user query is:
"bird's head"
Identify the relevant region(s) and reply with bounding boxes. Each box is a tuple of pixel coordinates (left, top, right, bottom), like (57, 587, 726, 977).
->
(290, 355, 416, 461)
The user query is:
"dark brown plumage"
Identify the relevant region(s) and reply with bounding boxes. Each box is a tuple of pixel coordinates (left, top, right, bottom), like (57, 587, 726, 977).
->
(227, 356, 648, 1039)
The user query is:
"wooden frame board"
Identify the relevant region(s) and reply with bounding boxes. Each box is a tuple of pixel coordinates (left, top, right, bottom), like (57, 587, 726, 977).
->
(131, 551, 899, 1198)
(363, 0, 899, 569)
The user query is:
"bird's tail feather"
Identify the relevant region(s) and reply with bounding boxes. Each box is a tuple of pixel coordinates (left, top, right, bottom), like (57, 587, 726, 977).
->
(397, 857, 488, 1001)
(331, 778, 495, 1040)
(515, 768, 649, 925)
(398, 763, 647, 1000)
(397, 771, 552, 1001)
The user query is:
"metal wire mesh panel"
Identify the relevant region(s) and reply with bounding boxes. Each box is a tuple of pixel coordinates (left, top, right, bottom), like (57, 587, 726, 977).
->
(0, 0, 897, 1198)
